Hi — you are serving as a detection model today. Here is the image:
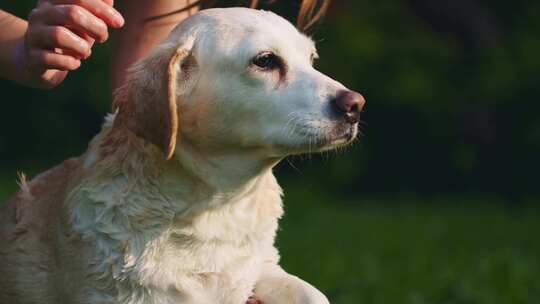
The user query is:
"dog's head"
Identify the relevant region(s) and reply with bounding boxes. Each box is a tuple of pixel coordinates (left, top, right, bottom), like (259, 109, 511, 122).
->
(113, 8, 365, 159)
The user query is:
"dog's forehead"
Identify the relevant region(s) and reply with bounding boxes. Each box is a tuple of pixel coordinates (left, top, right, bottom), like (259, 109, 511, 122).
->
(168, 8, 315, 58)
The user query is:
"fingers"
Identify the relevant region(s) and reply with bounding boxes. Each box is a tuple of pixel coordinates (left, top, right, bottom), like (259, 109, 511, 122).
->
(46, 4, 109, 42)
(29, 1, 117, 43)
(27, 49, 81, 72)
(50, 0, 124, 28)
(28, 25, 91, 59)
(21, 0, 124, 85)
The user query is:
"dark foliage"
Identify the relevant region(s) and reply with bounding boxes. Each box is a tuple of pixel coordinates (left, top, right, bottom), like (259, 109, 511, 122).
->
(1, 1, 539, 198)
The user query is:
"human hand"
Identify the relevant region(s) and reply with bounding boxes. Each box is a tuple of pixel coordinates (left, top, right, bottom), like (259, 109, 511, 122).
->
(19, 0, 124, 88)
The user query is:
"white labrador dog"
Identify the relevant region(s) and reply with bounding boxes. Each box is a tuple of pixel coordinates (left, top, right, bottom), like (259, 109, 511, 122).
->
(0, 8, 365, 304)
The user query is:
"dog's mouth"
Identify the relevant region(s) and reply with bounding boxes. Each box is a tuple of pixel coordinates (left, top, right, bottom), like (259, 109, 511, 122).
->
(291, 121, 361, 153)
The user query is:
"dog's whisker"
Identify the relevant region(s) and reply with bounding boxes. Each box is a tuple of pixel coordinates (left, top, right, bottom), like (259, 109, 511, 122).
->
(285, 157, 301, 173)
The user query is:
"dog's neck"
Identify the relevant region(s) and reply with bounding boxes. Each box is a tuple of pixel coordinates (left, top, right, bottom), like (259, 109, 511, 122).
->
(70, 118, 283, 233)
(169, 138, 282, 205)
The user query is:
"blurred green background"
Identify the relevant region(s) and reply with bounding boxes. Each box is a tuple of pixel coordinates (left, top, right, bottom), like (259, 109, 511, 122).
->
(1, 1, 539, 303)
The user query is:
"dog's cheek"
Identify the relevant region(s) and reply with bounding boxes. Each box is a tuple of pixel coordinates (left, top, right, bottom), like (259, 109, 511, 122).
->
(178, 95, 214, 145)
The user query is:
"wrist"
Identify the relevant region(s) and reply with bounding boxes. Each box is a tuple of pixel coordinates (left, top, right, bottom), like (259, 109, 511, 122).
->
(12, 38, 27, 77)
(11, 37, 39, 87)
(11, 35, 66, 89)
(0, 11, 30, 84)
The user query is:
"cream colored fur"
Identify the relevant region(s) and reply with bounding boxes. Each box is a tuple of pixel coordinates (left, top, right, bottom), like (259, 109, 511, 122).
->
(0, 8, 362, 304)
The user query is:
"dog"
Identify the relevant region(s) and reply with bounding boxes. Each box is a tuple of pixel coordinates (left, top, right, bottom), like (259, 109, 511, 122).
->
(0, 8, 365, 304)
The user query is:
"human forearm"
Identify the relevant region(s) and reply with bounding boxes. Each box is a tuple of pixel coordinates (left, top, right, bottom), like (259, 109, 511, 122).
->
(111, 0, 198, 92)
(0, 11, 29, 85)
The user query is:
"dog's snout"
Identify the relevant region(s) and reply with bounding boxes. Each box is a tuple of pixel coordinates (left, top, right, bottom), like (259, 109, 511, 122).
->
(332, 90, 365, 122)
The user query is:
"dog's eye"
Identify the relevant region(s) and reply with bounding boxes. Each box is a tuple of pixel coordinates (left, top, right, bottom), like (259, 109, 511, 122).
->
(252, 52, 280, 70)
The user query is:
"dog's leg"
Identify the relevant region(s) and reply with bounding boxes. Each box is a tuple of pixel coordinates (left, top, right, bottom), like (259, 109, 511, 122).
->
(246, 295, 263, 304)
(253, 263, 329, 304)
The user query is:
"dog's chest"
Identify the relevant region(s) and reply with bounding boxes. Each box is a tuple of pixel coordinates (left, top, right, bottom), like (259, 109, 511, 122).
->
(110, 188, 283, 304)
(138, 190, 283, 279)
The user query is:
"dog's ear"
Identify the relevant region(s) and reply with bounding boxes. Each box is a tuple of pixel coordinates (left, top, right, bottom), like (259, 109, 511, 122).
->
(112, 38, 196, 159)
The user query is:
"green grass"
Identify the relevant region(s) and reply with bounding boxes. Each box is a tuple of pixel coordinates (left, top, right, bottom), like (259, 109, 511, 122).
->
(1, 176, 539, 304)
(0, 174, 17, 202)
(278, 186, 540, 304)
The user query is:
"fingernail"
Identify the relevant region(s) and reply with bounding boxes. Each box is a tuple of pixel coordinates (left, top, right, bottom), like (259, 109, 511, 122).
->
(97, 32, 108, 43)
(116, 14, 125, 27)
(72, 59, 81, 70)
(96, 19, 109, 43)
(85, 48, 92, 59)
(81, 40, 89, 50)
(79, 41, 90, 56)
(109, 8, 125, 27)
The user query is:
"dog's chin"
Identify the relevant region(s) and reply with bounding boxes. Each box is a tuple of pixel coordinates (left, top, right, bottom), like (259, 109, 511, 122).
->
(316, 123, 359, 152)
(285, 123, 359, 155)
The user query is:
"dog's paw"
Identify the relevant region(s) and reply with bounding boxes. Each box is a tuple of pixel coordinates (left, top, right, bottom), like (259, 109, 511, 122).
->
(246, 296, 263, 304)
(254, 275, 329, 304)
(295, 288, 329, 304)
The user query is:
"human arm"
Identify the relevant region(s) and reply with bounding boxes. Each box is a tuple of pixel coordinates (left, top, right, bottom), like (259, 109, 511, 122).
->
(110, 0, 198, 91)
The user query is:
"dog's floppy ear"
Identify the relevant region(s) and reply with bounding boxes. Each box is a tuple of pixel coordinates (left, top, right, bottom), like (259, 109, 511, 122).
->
(112, 38, 196, 159)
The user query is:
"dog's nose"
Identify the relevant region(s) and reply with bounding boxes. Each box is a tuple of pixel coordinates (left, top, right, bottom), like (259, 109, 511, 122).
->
(332, 90, 365, 122)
